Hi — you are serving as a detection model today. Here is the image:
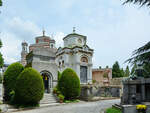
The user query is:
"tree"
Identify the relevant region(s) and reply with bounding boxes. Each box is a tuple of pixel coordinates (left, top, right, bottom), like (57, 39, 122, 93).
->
(112, 61, 122, 78)
(0, 0, 2, 7)
(0, 40, 3, 68)
(127, 41, 150, 65)
(3, 63, 24, 101)
(58, 68, 80, 100)
(124, 0, 150, 7)
(14, 68, 44, 105)
(120, 68, 125, 77)
(124, 66, 130, 77)
(131, 63, 137, 75)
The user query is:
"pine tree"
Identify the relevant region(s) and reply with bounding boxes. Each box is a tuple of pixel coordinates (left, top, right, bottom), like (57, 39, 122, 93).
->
(112, 61, 122, 78)
(124, 0, 150, 7)
(0, 40, 3, 68)
(125, 66, 130, 77)
(131, 63, 137, 75)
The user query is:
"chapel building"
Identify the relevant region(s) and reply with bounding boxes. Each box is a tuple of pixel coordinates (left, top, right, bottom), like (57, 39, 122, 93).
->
(56, 29, 94, 84)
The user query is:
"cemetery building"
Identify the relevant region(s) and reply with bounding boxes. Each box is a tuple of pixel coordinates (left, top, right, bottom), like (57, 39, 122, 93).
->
(21, 31, 58, 93)
(92, 68, 112, 86)
(20, 28, 94, 92)
(56, 29, 94, 84)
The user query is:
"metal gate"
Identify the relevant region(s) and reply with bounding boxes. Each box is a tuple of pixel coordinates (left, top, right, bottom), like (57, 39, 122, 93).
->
(80, 66, 87, 83)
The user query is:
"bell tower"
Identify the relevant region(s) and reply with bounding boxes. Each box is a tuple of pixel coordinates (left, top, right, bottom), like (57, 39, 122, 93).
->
(21, 41, 28, 66)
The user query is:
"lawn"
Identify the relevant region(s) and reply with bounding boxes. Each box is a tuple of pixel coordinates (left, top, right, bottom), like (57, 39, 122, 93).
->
(106, 107, 122, 113)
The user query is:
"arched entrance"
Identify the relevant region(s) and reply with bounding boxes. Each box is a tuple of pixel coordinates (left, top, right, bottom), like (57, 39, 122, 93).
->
(40, 70, 53, 93)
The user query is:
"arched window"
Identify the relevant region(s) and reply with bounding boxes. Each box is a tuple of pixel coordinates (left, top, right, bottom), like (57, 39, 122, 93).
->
(81, 57, 88, 63)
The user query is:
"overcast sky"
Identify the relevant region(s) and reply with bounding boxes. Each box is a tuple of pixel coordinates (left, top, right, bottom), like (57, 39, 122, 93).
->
(0, 0, 150, 69)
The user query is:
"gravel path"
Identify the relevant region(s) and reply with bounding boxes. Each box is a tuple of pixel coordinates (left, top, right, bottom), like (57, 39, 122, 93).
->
(13, 99, 120, 113)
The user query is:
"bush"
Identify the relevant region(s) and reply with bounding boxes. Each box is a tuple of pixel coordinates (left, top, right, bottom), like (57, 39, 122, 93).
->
(58, 71, 61, 81)
(58, 68, 80, 100)
(3, 62, 24, 101)
(14, 68, 44, 105)
(58, 94, 64, 100)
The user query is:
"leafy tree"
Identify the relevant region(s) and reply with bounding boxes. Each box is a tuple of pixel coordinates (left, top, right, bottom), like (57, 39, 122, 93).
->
(112, 61, 122, 78)
(124, 0, 150, 7)
(124, 66, 130, 77)
(0, 0, 2, 7)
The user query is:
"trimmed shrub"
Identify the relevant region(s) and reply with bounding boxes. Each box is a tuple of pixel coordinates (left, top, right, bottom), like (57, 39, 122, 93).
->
(58, 71, 61, 81)
(14, 68, 44, 105)
(3, 62, 24, 101)
(58, 68, 80, 100)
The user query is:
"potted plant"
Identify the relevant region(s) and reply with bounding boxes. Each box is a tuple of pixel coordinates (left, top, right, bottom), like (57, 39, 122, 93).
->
(136, 104, 147, 113)
(58, 94, 64, 103)
(53, 87, 57, 94)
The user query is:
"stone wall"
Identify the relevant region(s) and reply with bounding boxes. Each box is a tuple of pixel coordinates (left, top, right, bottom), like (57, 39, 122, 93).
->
(110, 78, 124, 86)
(122, 104, 150, 113)
(80, 85, 122, 101)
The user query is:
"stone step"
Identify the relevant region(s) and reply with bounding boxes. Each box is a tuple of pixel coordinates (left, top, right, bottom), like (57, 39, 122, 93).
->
(40, 93, 57, 104)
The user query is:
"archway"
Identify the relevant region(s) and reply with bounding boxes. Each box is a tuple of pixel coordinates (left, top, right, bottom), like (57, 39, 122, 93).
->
(40, 70, 53, 93)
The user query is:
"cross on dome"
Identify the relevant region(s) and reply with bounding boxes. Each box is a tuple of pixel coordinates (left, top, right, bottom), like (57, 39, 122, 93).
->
(43, 29, 45, 36)
(73, 27, 76, 33)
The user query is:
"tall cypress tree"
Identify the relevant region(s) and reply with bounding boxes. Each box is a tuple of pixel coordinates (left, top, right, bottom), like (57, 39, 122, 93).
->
(112, 61, 122, 78)
(0, 40, 4, 68)
(125, 66, 130, 77)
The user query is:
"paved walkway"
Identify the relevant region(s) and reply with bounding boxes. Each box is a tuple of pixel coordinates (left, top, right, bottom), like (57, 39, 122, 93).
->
(13, 99, 120, 113)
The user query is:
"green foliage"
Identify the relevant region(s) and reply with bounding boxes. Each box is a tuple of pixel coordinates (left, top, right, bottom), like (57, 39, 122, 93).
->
(58, 94, 64, 100)
(103, 72, 108, 78)
(143, 63, 150, 78)
(112, 61, 122, 78)
(124, 66, 130, 77)
(58, 71, 61, 81)
(126, 41, 150, 65)
(0, 53, 4, 68)
(0, 40, 3, 68)
(106, 107, 122, 113)
(14, 68, 44, 105)
(124, 0, 150, 7)
(0, 0, 2, 6)
(64, 99, 80, 103)
(58, 68, 80, 100)
(0, 40, 2, 48)
(131, 63, 137, 75)
(53, 87, 58, 94)
(25, 62, 32, 68)
(0, 73, 2, 83)
(3, 62, 24, 101)
(92, 80, 96, 83)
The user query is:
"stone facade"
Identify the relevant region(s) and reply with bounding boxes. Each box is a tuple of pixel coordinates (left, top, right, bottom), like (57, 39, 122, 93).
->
(21, 31, 57, 93)
(92, 68, 112, 86)
(80, 84, 121, 101)
(56, 30, 94, 84)
(121, 77, 150, 105)
(20, 29, 94, 92)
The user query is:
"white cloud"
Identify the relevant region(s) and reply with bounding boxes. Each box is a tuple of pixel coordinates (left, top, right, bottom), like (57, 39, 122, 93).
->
(54, 32, 65, 48)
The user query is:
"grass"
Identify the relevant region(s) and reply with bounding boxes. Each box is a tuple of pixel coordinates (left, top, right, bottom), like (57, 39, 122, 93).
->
(106, 107, 122, 113)
(64, 99, 80, 103)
